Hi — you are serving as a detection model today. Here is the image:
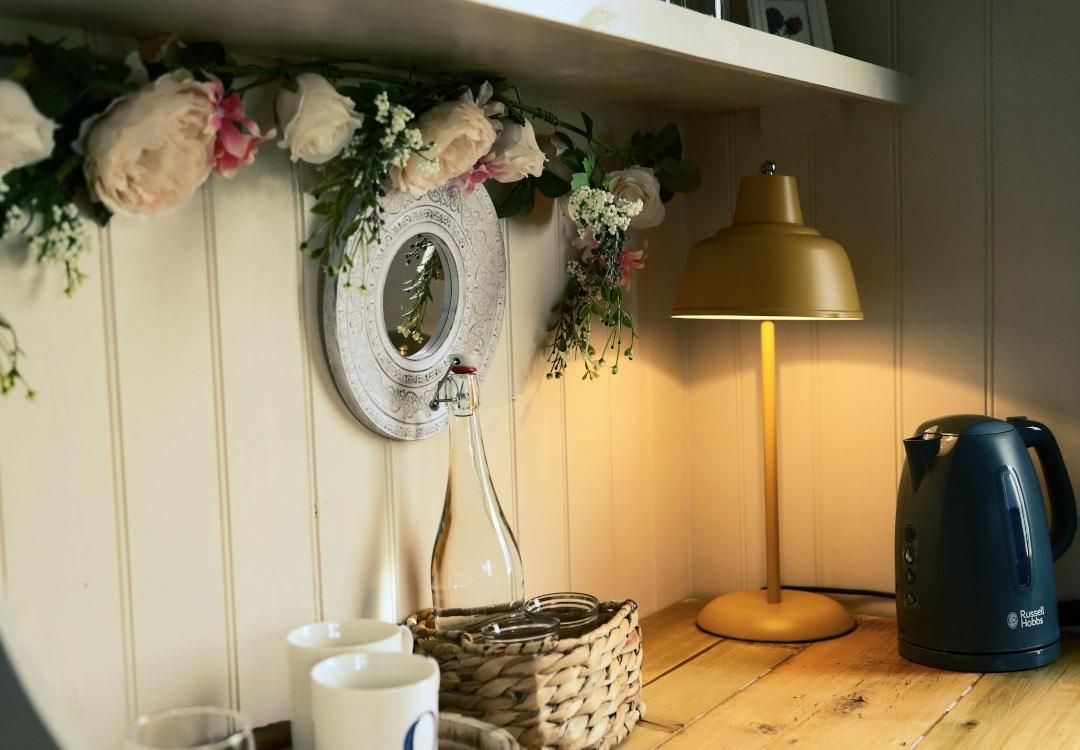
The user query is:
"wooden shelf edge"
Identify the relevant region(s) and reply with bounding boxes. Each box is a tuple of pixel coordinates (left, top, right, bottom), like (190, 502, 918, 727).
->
(0, 0, 915, 112)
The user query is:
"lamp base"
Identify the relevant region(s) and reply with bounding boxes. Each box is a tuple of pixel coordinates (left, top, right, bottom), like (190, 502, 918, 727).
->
(696, 589, 856, 643)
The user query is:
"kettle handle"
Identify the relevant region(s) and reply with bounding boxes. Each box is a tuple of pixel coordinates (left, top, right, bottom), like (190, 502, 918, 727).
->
(1010, 417, 1077, 560)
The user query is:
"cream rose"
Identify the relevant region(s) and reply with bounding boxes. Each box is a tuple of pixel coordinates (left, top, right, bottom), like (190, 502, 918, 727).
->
(80, 72, 218, 217)
(276, 73, 364, 165)
(482, 118, 545, 183)
(608, 166, 665, 229)
(0, 80, 56, 178)
(391, 98, 496, 196)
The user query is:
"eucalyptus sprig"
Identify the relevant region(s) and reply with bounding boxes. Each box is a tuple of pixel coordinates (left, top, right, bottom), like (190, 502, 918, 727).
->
(0, 314, 33, 398)
(396, 234, 444, 345)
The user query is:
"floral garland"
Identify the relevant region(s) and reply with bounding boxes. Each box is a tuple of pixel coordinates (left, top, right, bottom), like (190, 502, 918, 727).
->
(0, 37, 699, 397)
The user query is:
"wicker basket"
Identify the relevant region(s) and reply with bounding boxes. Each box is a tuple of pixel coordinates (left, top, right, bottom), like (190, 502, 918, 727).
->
(440, 712, 521, 749)
(406, 600, 644, 750)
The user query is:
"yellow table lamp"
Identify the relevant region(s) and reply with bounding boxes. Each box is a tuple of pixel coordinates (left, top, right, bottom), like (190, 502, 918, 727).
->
(673, 161, 862, 642)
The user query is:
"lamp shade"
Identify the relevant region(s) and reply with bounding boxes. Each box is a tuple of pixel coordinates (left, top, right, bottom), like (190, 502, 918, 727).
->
(672, 168, 862, 320)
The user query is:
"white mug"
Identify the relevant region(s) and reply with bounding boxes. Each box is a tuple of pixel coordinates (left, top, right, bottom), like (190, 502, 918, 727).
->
(287, 620, 413, 750)
(311, 652, 439, 750)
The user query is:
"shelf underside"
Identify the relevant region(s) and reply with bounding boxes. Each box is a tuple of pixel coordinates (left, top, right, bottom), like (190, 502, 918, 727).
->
(0, 0, 915, 112)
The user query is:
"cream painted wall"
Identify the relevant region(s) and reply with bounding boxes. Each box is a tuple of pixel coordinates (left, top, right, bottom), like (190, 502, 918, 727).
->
(4, 0, 1080, 746)
(681, 0, 1080, 605)
(0, 23, 691, 745)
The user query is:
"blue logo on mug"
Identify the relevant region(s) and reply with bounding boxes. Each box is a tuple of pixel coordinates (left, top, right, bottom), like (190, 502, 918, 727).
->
(403, 710, 437, 749)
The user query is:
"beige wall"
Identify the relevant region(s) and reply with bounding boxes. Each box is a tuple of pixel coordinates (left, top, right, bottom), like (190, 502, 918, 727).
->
(4, 1, 1080, 746)
(680, 0, 1080, 605)
(0, 23, 691, 744)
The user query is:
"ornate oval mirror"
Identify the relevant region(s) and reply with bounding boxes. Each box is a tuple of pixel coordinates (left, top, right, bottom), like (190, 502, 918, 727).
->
(322, 184, 505, 440)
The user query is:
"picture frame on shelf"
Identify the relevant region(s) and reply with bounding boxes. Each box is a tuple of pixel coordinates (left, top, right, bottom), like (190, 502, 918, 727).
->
(664, 0, 728, 19)
(747, 0, 832, 50)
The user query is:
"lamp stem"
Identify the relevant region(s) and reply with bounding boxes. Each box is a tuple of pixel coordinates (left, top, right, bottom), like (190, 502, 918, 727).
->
(760, 320, 781, 604)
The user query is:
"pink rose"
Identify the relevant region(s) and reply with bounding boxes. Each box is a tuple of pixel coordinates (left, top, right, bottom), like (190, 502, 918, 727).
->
(460, 118, 546, 194)
(618, 247, 647, 289)
(79, 72, 270, 217)
(391, 97, 496, 196)
(212, 85, 273, 178)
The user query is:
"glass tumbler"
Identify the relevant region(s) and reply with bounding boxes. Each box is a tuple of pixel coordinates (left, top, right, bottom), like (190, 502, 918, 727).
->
(124, 706, 254, 750)
(525, 592, 601, 638)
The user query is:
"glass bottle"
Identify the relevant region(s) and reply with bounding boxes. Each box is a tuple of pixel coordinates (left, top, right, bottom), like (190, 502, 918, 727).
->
(431, 364, 524, 632)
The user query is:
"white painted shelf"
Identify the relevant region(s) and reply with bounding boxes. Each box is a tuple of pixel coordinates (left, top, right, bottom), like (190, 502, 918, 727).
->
(0, 0, 915, 111)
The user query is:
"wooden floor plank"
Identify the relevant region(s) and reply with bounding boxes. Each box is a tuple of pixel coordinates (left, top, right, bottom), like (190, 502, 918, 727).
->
(643, 639, 798, 726)
(617, 723, 672, 750)
(918, 634, 1080, 749)
(662, 617, 979, 749)
(640, 599, 719, 684)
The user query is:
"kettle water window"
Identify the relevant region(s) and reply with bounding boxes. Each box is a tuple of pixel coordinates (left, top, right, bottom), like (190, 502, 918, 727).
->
(999, 466, 1033, 589)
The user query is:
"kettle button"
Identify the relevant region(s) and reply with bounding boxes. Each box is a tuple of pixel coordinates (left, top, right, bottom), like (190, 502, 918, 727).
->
(903, 547, 916, 565)
(904, 570, 916, 584)
(904, 524, 916, 543)
(904, 592, 917, 607)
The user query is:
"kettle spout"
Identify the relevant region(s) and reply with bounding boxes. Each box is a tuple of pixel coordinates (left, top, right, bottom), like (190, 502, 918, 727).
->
(904, 436, 940, 491)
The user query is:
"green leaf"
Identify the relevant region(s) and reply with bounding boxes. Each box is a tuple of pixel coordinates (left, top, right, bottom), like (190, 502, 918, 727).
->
(572, 152, 600, 189)
(629, 123, 683, 168)
(338, 83, 387, 113)
(647, 123, 682, 158)
(495, 177, 536, 217)
(655, 156, 701, 193)
(536, 169, 571, 198)
(179, 41, 229, 69)
(89, 201, 112, 227)
(560, 150, 584, 174)
(27, 73, 72, 119)
(310, 202, 336, 216)
(552, 132, 575, 151)
(581, 111, 594, 139)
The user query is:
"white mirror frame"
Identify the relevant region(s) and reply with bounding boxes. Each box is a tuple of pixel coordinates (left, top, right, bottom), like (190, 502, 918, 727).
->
(321, 184, 506, 440)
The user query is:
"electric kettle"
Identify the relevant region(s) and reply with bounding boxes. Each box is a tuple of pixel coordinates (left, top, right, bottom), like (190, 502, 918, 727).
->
(896, 415, 1077, 671)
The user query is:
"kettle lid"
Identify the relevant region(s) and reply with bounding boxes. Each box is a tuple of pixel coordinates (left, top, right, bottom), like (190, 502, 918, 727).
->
(913, 414, 1012, 438)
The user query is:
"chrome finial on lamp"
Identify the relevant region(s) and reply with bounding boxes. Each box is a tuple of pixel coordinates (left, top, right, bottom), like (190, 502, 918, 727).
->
(673, 161, 862, 642)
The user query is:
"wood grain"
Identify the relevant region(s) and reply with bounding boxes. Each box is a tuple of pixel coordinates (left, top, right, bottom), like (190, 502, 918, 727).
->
(643, 639, 796, 726)
(640, 599, 718, 684)
(618, 722, 671, 750)
(663, 617, 979, 748)
(919, 636, 1080, 748)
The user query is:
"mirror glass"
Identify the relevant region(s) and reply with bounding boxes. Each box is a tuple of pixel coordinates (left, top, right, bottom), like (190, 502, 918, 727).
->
(382, 232, 453, 359)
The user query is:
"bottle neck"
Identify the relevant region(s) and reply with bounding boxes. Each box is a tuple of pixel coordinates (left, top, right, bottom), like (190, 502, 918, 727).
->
(448, 409, 487, 488)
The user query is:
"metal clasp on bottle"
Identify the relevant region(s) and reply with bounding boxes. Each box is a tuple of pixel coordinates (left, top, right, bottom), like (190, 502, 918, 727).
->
(429, 356, 462, 412)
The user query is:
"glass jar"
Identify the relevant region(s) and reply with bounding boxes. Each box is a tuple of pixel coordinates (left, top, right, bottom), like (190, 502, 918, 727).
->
(480, 611, 560, 644)
(525, 592, 601, 638)
(431, 363, 525, 632)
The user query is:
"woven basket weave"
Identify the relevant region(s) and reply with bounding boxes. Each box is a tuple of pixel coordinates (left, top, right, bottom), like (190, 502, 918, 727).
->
(406, 600, 644, 750)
